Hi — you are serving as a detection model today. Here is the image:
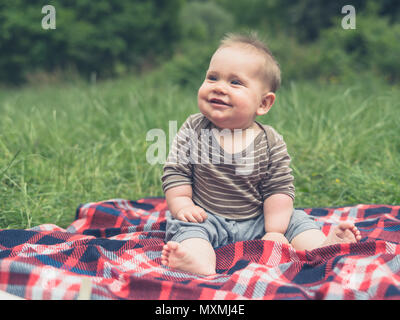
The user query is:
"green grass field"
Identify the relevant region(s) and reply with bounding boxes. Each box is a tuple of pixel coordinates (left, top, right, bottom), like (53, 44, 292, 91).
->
(0, 74, 399, 229)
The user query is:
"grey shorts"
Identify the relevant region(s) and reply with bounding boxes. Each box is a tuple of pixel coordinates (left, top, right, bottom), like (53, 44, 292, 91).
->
(165, 209, 321, 248)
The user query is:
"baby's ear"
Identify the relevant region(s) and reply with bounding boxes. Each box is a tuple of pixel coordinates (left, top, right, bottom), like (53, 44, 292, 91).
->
(257, 92, 275, 116)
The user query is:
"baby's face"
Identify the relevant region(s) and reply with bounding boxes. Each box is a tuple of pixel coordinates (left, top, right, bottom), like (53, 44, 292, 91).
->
(198, 45, 269, 130)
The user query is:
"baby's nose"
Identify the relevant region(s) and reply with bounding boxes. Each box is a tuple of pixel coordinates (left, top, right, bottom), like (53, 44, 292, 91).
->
(213, 82, 228, 94)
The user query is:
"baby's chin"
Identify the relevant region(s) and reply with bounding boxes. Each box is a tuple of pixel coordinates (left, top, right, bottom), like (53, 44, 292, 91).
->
(199, 109, 230, 129)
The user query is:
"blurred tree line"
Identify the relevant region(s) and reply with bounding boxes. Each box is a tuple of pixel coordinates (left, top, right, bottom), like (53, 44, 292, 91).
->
(0, 0, 183, 84)
(0, 0, 399, 86)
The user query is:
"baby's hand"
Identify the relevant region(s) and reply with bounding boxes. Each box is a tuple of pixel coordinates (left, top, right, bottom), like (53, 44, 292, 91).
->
(176, 205, 208, 223)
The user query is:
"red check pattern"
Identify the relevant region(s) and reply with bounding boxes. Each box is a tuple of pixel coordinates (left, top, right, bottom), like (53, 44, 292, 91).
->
(0, 198, 399, 299)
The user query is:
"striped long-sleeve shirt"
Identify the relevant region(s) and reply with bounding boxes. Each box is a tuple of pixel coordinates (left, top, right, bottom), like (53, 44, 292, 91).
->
(161, 113, 295, 220)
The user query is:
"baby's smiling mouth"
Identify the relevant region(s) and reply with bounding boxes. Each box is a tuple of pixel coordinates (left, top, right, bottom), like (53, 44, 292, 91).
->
(209, 98, 231, 107)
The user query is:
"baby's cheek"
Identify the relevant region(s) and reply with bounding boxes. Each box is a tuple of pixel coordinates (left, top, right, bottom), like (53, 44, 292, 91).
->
(234, 96, 252, 111)
(197, 87, 209, 110)
(197, 82, 208, 98)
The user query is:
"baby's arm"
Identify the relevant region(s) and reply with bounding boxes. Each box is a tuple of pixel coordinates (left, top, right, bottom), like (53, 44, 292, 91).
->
(165, 185, 208, 223)
(262, 193, 293, 243)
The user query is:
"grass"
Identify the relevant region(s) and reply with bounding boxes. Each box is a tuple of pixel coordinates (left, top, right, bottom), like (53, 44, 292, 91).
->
(0, 73, 399, 229)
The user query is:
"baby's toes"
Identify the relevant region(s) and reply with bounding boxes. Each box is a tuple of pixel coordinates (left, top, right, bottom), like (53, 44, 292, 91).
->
(353, 227, 362, 240)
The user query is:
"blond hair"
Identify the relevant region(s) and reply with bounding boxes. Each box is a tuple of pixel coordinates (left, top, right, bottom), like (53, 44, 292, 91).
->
(219, 32, 281, 92)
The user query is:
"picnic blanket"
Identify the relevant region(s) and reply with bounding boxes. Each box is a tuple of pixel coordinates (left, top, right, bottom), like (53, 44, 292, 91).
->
(0, 197, 399, 300)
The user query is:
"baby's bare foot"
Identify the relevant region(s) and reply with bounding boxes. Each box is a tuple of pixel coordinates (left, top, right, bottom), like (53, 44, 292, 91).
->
(161, 241, 215, 276)
(322, 222, 361, 247)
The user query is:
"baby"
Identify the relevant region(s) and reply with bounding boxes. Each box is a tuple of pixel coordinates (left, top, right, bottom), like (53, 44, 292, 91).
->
(161, 32, 361, 276)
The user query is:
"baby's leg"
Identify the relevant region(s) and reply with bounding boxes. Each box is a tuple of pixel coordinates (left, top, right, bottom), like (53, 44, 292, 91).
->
(290, 222, 361, 251)
(161, 238, 216, 276)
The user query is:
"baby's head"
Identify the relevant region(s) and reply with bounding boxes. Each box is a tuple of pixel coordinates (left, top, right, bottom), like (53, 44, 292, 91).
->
(219, 32, 281, 92)
(198, 32, 281, 130)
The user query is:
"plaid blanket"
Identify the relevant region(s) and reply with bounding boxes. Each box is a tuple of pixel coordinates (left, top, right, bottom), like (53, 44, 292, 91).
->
(0, 197, 399, 300)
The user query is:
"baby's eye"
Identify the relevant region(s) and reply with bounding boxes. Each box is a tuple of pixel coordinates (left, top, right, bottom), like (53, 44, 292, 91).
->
(231, 79, 243, 86)
(207, 74, 217, 81)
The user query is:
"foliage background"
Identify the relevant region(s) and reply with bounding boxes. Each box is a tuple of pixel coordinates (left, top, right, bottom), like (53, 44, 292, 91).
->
(0, 0, 183, 84)
(0, 0, 399, 229)
(1, 0, 400, 86)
